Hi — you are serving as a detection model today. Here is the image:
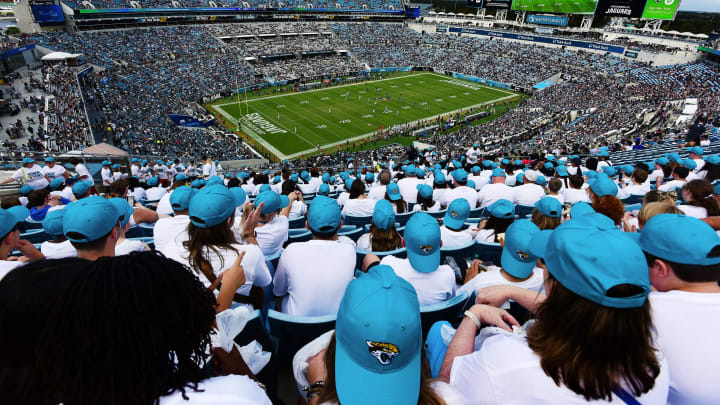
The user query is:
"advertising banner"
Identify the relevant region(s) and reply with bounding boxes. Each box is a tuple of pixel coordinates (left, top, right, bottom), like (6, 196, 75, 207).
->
(526, 14, 569, 26)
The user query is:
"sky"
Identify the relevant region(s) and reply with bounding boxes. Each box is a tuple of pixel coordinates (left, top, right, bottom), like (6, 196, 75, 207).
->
(679, 0, 720, 12)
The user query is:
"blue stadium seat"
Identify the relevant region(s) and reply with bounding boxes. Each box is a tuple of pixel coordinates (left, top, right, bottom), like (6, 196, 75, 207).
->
(420, 292, 470, 337)
(427, 210, 447, 219)
(338, 226, 364, 242)
(620, 195, 644, 205)
(343, 214, 373, 227)
(267, 310, 336, 365)
(355, 247, 407, 267)
(261, 252, 282, 318)
(22, 219, 44, 230)
(20, 228, 49, 244)
(288, 217, 306, 229)
(395, 212, 414, 226)
(233, 309, 278, 399)
(474, 241, 502, 266)
(468, 207, 486, 218)
(288, 229, 312, 244)
(126, 222, 155, 238)
(128, 237, 155, 250)
(440, 241, 477, 263)
(514, 205, 535, 218)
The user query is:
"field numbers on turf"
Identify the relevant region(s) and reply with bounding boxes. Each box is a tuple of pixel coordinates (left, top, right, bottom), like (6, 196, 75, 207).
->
(435, 98, 443, 102)
(362, 114, 373, 118)
(419, 81, 425, 83)
(405, 83, 412, 86)
(390, 85, 398, 88)
(464, 92, 470, 95)
(419, 102, 427, 106)
(359, 91, 366, 94)
(277, 105, 286, 108)
(339, 119, 351, 124)
(401, 106, 411, 110)
(450, 95, 457, 99)
(321, 97, 330, 101)
(315, 124, 327, 129)
(300, 100, 309, 104)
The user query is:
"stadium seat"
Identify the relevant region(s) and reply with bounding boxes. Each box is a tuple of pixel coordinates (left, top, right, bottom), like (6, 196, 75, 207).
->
(338, 226, 364, 242)
(474, 241, 502, 266)
(288, 229, 312, 244)
(514, 205, 535, 218)
(395, 212, 414, 226)
(468, 207, 486, 218)
(126, 222, 155, 238)
(267, 310, 336, 365)
(355, 247, 407, 267)
(343, 214, 373, 227)
(128, 237, 155, 250)
(20, 228, 49, 244)
(624, 203, 642, 212)
(261, 252, 282, 318)
(620, 195, 645, 205)
(427, 210, 447, 219)
(420, 292, 470, 337)
(233, 309, 278, 400)
(440, 240, 477, 263)
(288, 217, 306, 229)
(22, 219, 44, 230)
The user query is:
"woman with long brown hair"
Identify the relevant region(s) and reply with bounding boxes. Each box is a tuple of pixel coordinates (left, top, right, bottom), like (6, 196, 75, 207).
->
(164, 184, 271, 309)
(440, 213, 669, 404)
(587, 174, 625, 227)
(356, 199, 402, 252)
(679, 179, 720, 219)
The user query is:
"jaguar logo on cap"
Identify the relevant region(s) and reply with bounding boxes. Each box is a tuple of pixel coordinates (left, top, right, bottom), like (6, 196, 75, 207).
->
(516, 250, 530, 260)
(366, 341, 399, 365)
(420, 245, 434, 254)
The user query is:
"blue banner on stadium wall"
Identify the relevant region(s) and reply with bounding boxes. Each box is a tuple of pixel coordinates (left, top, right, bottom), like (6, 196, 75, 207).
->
(168, 114, 216, 128)
(0, 44, 35, 60)
(405, 6, 420, 18)
(448, 27, 625, 54)
(526, 14, 568, 26)
(370, 67, 413, 73)
(451, 72, 510, 89)
(30, 0, 65, 24)
(466, 0, 510, 7)
(77, 66, 94, 78)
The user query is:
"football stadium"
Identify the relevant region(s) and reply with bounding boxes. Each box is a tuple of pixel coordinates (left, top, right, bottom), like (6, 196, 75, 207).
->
(1, 0, 720, 403)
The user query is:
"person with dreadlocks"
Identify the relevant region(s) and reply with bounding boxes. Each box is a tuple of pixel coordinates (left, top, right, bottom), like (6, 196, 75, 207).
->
(29, 252, 272, 404)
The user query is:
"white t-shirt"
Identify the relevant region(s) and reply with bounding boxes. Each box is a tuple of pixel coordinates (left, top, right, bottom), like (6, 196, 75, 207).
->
(202, 163, 216, 178)
(367, 185, 387, 200)
(164, 240, 271, 295)
(12, 164, 48, 189)
(132, 187, 147, 202)
(42, 164, 66, 180)
(450, 333, 669, 405)
(75, 163, 91, 182)
(146, 186, 167, 201)
(512, 183, 546, 206)
(563, 188, 591, 204)
(153, 215, 190, 256)
(457, 266, 544, 297)
(380, 255, 456, 306)
(289, 201, 307, 219)
(658, 180, 686, 192)
(477, 183, 514, 209)
(412, 201, 442, 212)
(158, 375, 272, 405)
(101, 168, 113, 186)
(336, 192, 350, 207)
(273, 239, 356, 316)
(618, 183, 651, 199)
(440, 225, 474, 249)
(0, 260, 24, 281)
(115, 238, 148, 256)
(650, 290, 720, 405)
(678, 205, 707, 219)
(256, 215, 289, 257)
(156, 191, 174, 216)
(443, 186, 479, 209)
(466, 148, 480, 164)
(40, 240, 77, 259)
(398, 177, 422, 204)
(341, 198, 377, 217)
(154, 164, 168, 180)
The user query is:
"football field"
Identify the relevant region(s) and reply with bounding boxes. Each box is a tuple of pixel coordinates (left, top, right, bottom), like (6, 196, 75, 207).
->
(211, 72, 519, 160)
(511, 0, 598, 14)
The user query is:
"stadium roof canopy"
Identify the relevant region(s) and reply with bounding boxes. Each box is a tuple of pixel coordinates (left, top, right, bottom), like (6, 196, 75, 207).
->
(41, 51, 82, 61)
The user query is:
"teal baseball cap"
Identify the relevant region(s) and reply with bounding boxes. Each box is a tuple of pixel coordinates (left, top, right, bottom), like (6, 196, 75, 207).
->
(433, 173, 446, 185)
(42, 209, 65, 238)
(501, 219, 540, 278)
(487, 199, 514, 218)
(322, 173, 331, 183)
(108, 198, 134, 228)
(386, 183, 401, 201)
(229, 187, 247, 207)
(188, 185, 236, 228)
(639, 214, 720, 266)
(501, 158, 510, 165)
(404, 164, 416, 176)
(570, 202, 595, 218)
(63, 163, 75, 170)
(22, 157, 34, 164)
(146, 177, 159, 187)
(515, 173, 524, 184)
(621, 164, 634, 175)
(318, 183, 330, 195)
(584, 171, 598, 180)
(602, 166, 617, 178)
(111, 163, 121, 170)
(491, 168, 506, 178)
(174, 173, 188, 182)
(0, 206, 29, 239)
(405, 212, 441, 273)
(598, 151, 609, 157)
(71, 181, 91, 198)
(467, 180, 476, 189)
(372, 199, 395, 231)
(258, 184, 271, 193)
(588, 173, 618, 197)
(19, 185, 33, 196)
(534, 197, 562, 218)
(254, 190, 289, 215)
(471, 166, 481, 175)
(290, 173, 299, 182)
(682, 159, 697, 170)
(444, 198, 470, 230)
(44, 156, 54, 162)
(207, 176, 223, 186)
(156, 159, 163, 165)
(514, 159, 524, 167)
(532, 213, 650, 308)
(704, 155, 720, 165)
(49, 178, 65, 190)
(535, 175, 547, 186)
(543, 162, 554, 170)
(335, 264, 421, 405)
(655, 157, 670, 166)
(190, 179, 205, 189)
(453, 169, 468, 183)
(416, 168, 426, 179)
(365, 172, 375, 183)
(556, 165, 568, 177)
(62, 196, 120, 243)
(686, 146, 704, 156)
(307, 195, 341, 234)
(170, 186, 194, 211)
(102, 160, 111, 166)
(416, 184, 433, 200)
(131, 158, 140, 163)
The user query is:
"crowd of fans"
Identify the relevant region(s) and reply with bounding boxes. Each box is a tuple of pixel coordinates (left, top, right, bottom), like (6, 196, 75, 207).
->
(60, 0, 403, 9)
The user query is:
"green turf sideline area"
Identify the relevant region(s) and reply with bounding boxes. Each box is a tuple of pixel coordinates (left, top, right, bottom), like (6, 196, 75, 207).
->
(211, 72, 519, 160)
(511, 0, 598, 14)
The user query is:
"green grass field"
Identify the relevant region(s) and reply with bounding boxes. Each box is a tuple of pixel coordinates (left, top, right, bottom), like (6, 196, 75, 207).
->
(511, 0, 598, 14)
(211, 72, 519, 159)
